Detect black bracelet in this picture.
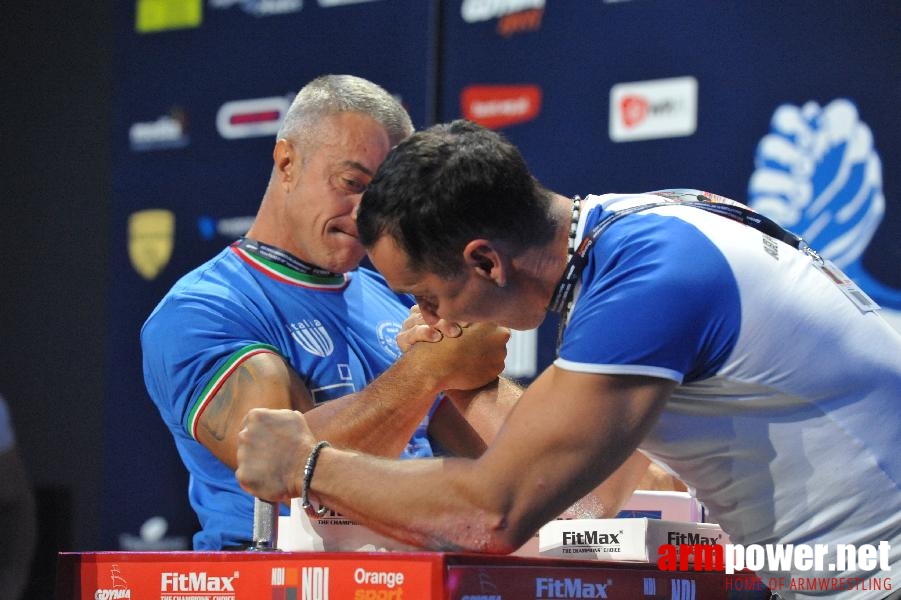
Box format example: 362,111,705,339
301,440,331,518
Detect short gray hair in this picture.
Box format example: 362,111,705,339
277,74,414,150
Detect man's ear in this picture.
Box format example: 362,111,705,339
273,138,296,188
463,240,505,286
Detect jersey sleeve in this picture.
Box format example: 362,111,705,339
555,211,740,383
141,284,282,439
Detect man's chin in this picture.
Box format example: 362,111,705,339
322,234,362,266
331,249,366,274
502,312,548,332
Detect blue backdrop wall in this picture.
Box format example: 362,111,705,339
104,0,901,549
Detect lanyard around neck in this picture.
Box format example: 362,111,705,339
234,237,343,279
549,189,818,350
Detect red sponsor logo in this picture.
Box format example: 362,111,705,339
216,96,291,139
229,109,281,125
461,85,542,129
620,95,649,128
498,8,543,36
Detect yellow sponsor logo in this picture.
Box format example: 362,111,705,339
128,209,175,280
136,0,202,33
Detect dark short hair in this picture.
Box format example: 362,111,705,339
358,119,555,276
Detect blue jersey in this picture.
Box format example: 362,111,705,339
142,243,437,549
556,193,901,596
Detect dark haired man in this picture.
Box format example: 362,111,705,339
238,120,901,598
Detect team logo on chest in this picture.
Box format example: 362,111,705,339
377,321,403,359
288,319,334,357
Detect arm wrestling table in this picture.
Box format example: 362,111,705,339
56,549,769,599
58,499,770,599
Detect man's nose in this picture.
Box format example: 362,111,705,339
417,303,440,327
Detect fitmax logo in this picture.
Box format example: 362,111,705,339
667,531,722,546
563,531,620,546
161,571,238,591
536,577,612,598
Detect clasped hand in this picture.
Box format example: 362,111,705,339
397,305,510,391
236,307,510,504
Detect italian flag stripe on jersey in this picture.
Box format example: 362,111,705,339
187,343,281,440
231,245,348,290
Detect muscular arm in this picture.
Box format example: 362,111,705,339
198,322,509,469
401,309,670,505
237,366,675,552
427,377,523,458
195,352,313,470
432,377,671,515
443,377,522,444
400,309,522,457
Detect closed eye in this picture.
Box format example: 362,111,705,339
333,160,374,195
341,177,367,194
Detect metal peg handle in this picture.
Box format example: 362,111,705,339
251,498,279,551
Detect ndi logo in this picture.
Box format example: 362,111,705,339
671,578,696,600
302,567,329,600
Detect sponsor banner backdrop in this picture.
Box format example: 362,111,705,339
104,0,435,549
106,0,901,551
441,0,901,373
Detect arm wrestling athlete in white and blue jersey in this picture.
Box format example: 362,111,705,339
237,121,901,599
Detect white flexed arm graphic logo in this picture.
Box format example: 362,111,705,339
749,98,884,268
749,98,900,316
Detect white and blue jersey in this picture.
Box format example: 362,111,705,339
142,243,438,550
556,193,901,597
